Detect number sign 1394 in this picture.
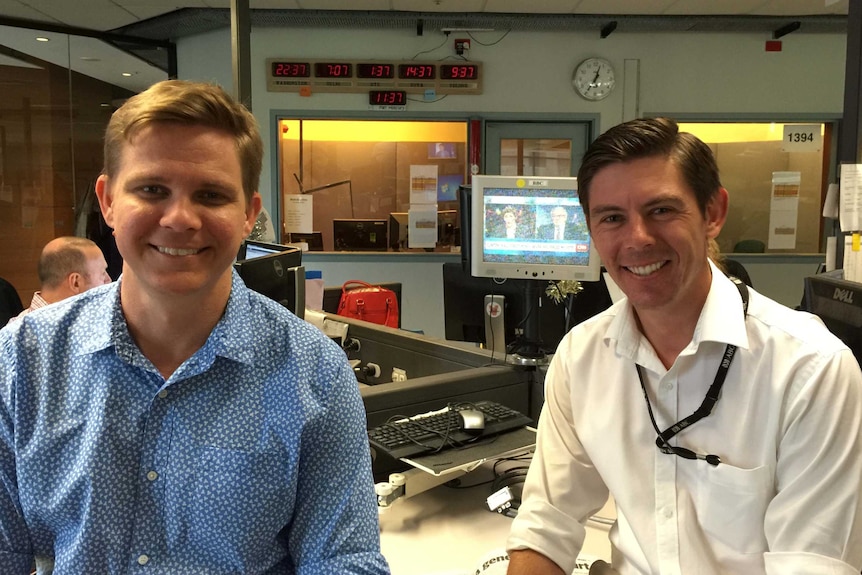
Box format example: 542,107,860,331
782,124,822,152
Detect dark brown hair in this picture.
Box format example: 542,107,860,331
577,117,721,226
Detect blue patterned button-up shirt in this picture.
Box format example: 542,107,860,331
0,272,389,574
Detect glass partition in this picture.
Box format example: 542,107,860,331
680,122,831,255
0,23,169,302
277,119,468,251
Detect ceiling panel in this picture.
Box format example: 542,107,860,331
12,0,139,30
0,24,167,91
663,0,766,16
391,0,487,13
572,0,673,16
294,0,388,9
485,0,580,15
752,0,849,16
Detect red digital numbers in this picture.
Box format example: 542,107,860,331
369,91,406,106
398,64,436,79
358,63,394,79
314,62,352,78
271,62,310,78
440,64,477,80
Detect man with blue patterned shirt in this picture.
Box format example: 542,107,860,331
0,80,390,574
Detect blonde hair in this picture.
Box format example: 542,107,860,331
102,80,262,203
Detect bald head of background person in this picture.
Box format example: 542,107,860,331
9,237,110,323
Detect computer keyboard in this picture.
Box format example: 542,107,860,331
367,400,533,460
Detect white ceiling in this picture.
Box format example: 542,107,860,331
0,0,851,31
0,0,851,93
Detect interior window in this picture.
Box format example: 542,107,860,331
679,122,830,255
277,119,468,252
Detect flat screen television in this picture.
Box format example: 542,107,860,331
470,175,601,359
234,247,306,319
333,219,388,251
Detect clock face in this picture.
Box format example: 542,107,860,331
573,58,615,101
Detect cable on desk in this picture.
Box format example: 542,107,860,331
379,403,486,455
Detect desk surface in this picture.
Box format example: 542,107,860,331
379,464,614,575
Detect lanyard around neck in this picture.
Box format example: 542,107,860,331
637,276,749,459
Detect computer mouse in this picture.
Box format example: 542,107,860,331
458,409,485,435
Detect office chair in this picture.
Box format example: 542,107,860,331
721,258,753,288
733,239,766,253
0,277,24,325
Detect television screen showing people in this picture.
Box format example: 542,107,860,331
470,175,599,282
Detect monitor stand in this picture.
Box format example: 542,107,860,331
507,280,550,366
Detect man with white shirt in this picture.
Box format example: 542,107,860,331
506,117,862,575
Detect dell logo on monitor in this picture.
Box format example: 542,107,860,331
833,287,854,304
272,259,284,277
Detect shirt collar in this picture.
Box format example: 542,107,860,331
605,259,750,366
78,270,258,369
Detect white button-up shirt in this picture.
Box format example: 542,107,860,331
508,264,862,574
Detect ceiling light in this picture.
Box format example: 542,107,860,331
121,72,133,77
80,56,100,62
35,37,50,42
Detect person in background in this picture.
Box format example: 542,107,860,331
7,236,110,324
493,206,532,239
506,117,862,574
0,79,389,574
537,206,588,241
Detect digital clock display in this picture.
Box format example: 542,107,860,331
314,62,353,78
440,64,478,80
271,62,311,78
398,64,436,79
357,63,394,79
369,90,406,106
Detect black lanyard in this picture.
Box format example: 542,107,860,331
636,277,749,467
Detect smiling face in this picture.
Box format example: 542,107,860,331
587,155,727,321
95,122,261,307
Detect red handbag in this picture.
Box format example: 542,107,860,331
336,280,399,328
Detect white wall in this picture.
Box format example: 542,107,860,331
178,27,846,216
176,26,845,336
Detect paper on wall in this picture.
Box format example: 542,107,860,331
408,204,438,248
410,165,438,205
284,194,313,234
840,164,862,232
823,183,839,219
767,171,800,250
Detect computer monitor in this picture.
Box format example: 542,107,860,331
389,210,460,251
234,248,306,319
443,262,612,356
389,212,409,251
470,175,601,358
288,231,324,251
333,219,388,251
802,270,862,365
238,239,302,261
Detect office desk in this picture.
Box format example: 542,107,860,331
379,465,614,575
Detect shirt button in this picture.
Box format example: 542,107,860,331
137,554,149,565
661,381,674,392
146,470,158,482
157,390,168,399
664,507,674,518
